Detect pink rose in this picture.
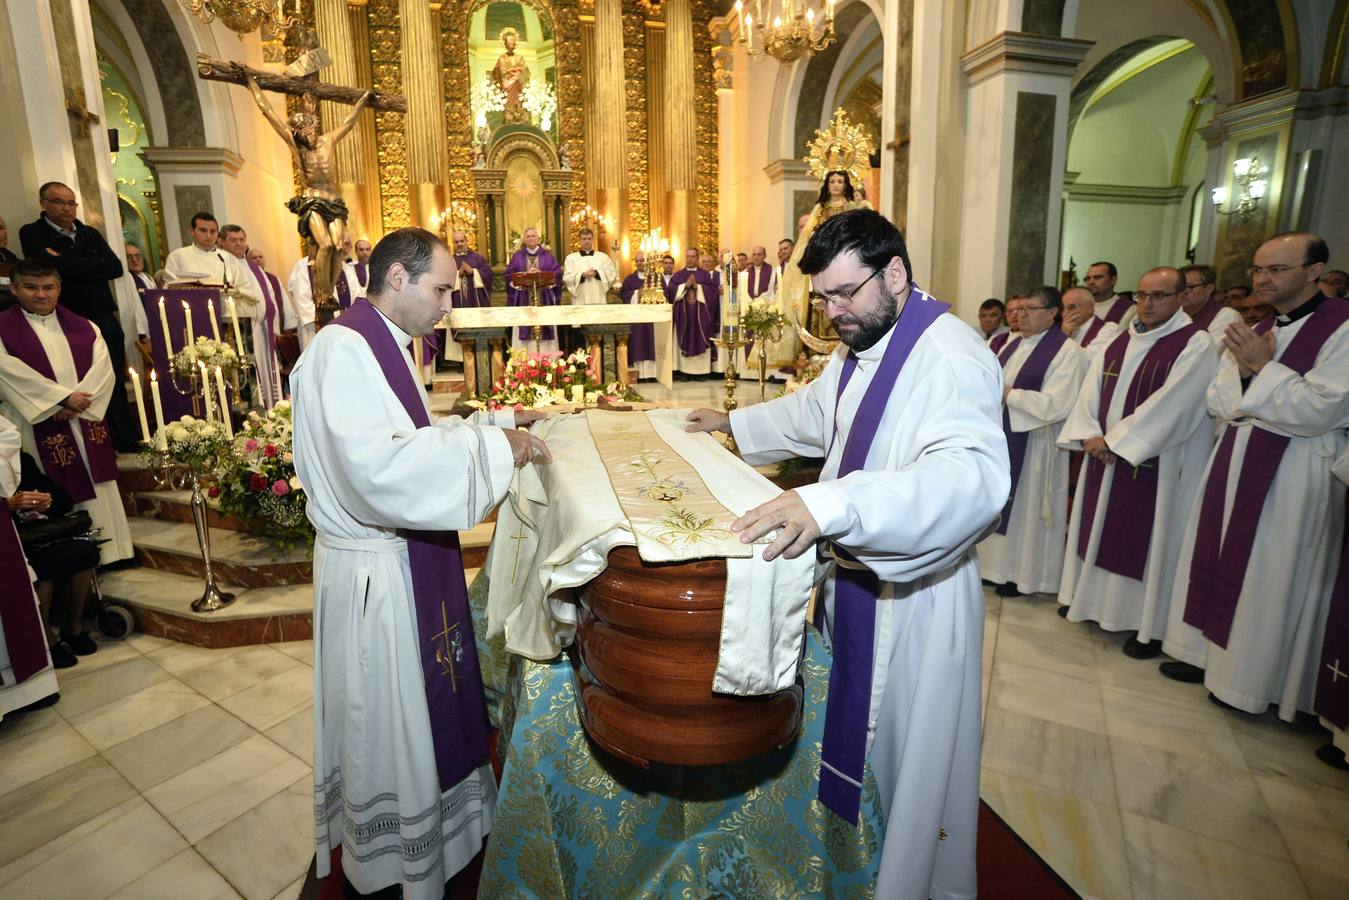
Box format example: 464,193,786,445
244,438,259,452
263,444,278,458
207,485,220,498
271,479,290,496
283,451,293,463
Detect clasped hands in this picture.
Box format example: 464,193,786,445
10,490,52,512
1082,436,1116,465
685,407,821,561
55,391,92,421
1223,322,1276,377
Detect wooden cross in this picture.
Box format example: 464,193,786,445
195,53,407,113
1130,461,1155,479
1328,658,1346,684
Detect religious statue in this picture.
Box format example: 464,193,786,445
779,109,875,340
491,27,531,124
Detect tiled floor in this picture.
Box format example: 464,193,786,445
3,589,1345,899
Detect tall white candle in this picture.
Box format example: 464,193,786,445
214,366,233,438
129,367,149,444
150,370,166,450
199,361,215,421
207,298,221,340
414,338,423,382
158,297,173,359
227,297,245,355
183,301,196,358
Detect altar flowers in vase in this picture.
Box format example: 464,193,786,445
472,348,642,412
212,400,311,550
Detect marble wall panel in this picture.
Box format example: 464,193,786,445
1005,91,1057,297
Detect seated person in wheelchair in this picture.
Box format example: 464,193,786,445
11,450,100,669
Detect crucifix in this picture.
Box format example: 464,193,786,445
1328,658,1346,684
195,30,407,319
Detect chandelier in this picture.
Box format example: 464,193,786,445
735,0,836,64
1211,156,1268,219
177,0,291,36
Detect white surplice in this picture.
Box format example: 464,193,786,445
1058,313,1216,640
1095,293,1136,327
1196,303,1243,341
562,250,617,305
286,257,319,350
1069,316,1120,362
240,260,285,409
290,309,518,898
1163,309,1349,720
163,244,260,310
0,310,133,565
0,414,59,720
731,310,1010,900
976,331,1086,595
1324,447,1349,753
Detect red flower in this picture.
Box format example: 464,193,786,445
263,444,278,458
208,485,220,498
249,473,268,491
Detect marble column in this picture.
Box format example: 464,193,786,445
400,0,448,229
664,0,697,257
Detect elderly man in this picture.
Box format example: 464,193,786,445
441,231,493,366
1162,233,1349,723
687,208,1007,900
504,227,562,355
1083,260,1135,326
978,286,1086,597
1058,267,1216,656
287,242,322,349
336,238,374,309
0,260,132,569
1321,268,1348,298
123,243,154,337
1180,264,1242,338
667,248,719,377
977,298,1007,341
619,251,657,380
1060,285,1119,356
220,225,285,409
742,245,778,301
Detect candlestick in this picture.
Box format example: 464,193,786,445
414,337,424,383
214,366,233,438
129,367,150,444
183,301,196,358
158,297,173,359
207,299,222,340
150,370,166,450
199,361,215,421
227,297,245,356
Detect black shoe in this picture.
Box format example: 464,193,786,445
1159,661,1204,683
1123,636,1162,660
1057,605,1070,618
49,643,78,669
1314,743,1349,771
994,582,1025,597
1208,692,1248,713
64,632,98,656
14,692,60,714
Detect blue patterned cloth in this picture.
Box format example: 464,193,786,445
468,571,882,898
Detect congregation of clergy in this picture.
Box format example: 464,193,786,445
1,177,1348,895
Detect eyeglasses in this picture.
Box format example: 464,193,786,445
809,267,882,309
43,198,78,207
1134,291,1177,302
1016,305,1055,311
1248,263,1309,278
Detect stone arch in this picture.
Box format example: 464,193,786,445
103,0,206,147
485,127,560,170
790,1,880,159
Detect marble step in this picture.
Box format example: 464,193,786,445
128,490,251,531
130,518,313,588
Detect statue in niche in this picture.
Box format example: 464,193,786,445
492,27,530,124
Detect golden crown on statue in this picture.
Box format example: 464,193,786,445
806,109,874,187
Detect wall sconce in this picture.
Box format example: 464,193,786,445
1212,156,1267,218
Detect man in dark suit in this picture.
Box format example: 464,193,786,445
19,182,137,451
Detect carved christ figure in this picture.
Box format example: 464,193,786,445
244,72,372,312
492,27,530,124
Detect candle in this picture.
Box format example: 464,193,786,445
183,301,196,358
150,370,166,450
214,366,233,438
227,297,245,356
199,361,215,421
413,338,423,382
158,297,174,359
129,367,150,444
207,298,221,340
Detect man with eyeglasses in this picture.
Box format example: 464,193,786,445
1057,267,1217,659
1162,233,1349,727
1178,264,1242,340
18,182,139,453
686,209,1008,900
978,286,1086,598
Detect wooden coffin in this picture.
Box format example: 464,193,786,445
573,546,803,768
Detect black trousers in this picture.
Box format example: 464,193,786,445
89,312,139,451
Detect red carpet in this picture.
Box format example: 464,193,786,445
977,799,1081,899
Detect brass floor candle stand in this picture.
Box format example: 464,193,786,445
711,326,747,453
188,468,236,613
755,324,782,403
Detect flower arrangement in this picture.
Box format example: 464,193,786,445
143,415,232,471
740,297,786,338
172,337,240,379
472,348,643,411
211,400,311,549
471,77,506,128
521,80,558,131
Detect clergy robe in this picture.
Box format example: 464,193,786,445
562,250,617,305
667,267,719,375
291,304,519,898
987,331,1015,355
505,247,561,356
732,300,1009,900
0,413,58,721
126,271,154,337
619,269,657,380
0,307,133,565
1187,298,1242,341
1316,446,1349,754
163,244,260,310
979,323,1009,342
1068,315,1120,360
1058,313,1216,640
1094,293,1136,327
336,262,369,310
976,329,1086,595
244,258,285,409
1163,295,1349,720
286,257,320,350
440,252,492,365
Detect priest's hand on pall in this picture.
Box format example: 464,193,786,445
733,490,821,561
685,408,730,434
504,428,552,467
515,410,547,427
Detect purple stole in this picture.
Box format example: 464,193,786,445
988,331,1012,355
247,261,280,356
1190,300,1223,331
1075,324,1199,578
505,249,560,341
1080,317,1105,347
818,291,950,824
620,272,655,363
668,270,718,357
0,306,117,503
994,327,1069,534
334,270,352,310
747,264,773,298
331,299,490,791
0,501,49,686
1103,297,1133,324
1316,501,1349,729
354,262,368,288
1184,298,1349,646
